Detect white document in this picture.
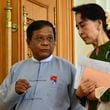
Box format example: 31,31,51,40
74,56,110,89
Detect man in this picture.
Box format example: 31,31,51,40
0,20,83,110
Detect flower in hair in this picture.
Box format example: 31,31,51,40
106,12,110,30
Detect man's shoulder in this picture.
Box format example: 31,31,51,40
53,56,73,66
52,56,76,74
12,58,32,69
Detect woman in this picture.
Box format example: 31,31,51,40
72,3,110,110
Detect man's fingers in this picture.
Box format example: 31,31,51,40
15,79,31,94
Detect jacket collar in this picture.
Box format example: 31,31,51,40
32,55,53,63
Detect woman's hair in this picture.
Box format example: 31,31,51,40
72,3,110,39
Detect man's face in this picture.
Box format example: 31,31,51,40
75,13,99,45
28,26,55,60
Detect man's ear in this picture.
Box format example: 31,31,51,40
27,39,30,45
53,41,56,45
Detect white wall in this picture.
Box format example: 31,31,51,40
73,0,110,66
96,0,110,11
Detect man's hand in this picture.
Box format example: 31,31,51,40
15,79,31,94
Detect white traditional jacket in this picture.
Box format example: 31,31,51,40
0,55,83,110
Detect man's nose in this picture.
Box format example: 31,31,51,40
41,39,50,45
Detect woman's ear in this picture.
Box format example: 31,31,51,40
96,19,103,31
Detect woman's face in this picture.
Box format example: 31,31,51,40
75,13,100,45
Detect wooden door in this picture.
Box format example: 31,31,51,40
23,0,57,58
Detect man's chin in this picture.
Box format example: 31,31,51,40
40,53,51,59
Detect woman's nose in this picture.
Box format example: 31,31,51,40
78,28,83,36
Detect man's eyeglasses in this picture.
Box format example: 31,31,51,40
32,35,55,44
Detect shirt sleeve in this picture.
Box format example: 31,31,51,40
0,67,21,110
95,87,110,102
69,65,84,110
